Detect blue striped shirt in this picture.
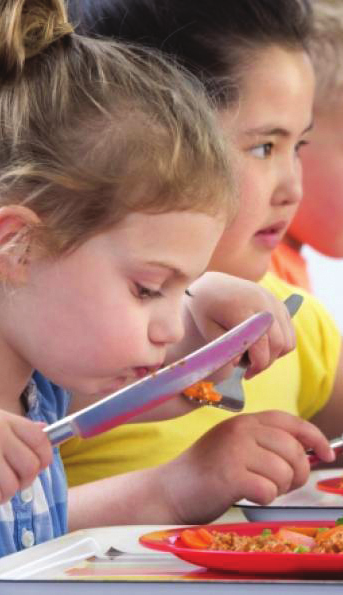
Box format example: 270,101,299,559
0,372,70,558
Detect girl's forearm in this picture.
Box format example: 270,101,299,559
67,466,177,531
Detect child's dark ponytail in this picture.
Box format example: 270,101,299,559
70,0,313,107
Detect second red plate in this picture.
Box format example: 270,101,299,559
140,521,343,575
317,477,343,496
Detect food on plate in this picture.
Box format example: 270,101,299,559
183,382,222,404
179,520,343,554
179,528,214,549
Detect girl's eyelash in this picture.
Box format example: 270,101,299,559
135,283,162,299
296,139,310,153
249,142,273,158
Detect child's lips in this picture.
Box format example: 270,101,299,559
254,221,287,249
134,364,162,379
98,376,130,396
100,365,163,395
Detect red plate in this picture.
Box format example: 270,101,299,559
317,477,343,496
139,521,343,575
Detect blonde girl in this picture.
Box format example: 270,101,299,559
0,0,332,557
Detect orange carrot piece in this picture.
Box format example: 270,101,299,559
180,529,209,549
316,525,343,543
279,527,318,538
196,528,214,545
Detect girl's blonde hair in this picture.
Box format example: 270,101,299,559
309,0,343,110
0,0,235,254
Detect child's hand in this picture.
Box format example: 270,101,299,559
183,272,297,379
0,411,53,503
159,411,334,525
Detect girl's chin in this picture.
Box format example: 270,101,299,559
97,377,132,397
241,261,270,283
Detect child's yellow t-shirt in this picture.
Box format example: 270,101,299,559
62,273,341,487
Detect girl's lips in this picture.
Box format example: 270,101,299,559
98,376,130,396
98,364,164,396
254,221,287,250
134,365,162,379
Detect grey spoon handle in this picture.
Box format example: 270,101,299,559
215,293,304,412
239,293,304,372
308,436,343,467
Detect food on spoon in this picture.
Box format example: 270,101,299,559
183,381,222,403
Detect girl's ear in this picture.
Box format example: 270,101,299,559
0,206,41,284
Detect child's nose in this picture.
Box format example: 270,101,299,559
149,308,185,346
273,159,303,206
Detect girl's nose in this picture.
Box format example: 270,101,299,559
149,307,185,346
272,158,303,206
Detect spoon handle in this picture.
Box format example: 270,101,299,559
238,293,304,370
308,436,343,467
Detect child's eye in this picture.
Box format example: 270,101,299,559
135,283,163,300
249,143,273,159
295,139,310,155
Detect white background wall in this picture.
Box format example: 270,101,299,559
304,246,343,332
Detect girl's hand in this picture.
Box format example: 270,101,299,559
181,272,297,379
159,410,334,525
0,411,53,503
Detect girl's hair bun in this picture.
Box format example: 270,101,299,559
0,0,73,76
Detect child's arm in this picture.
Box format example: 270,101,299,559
68,411,334,529
0,411,53,503
122,272,297,421
168,272,296,381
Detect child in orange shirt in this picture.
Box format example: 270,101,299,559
271,0,343,290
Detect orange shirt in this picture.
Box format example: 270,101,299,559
270,242,311,292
